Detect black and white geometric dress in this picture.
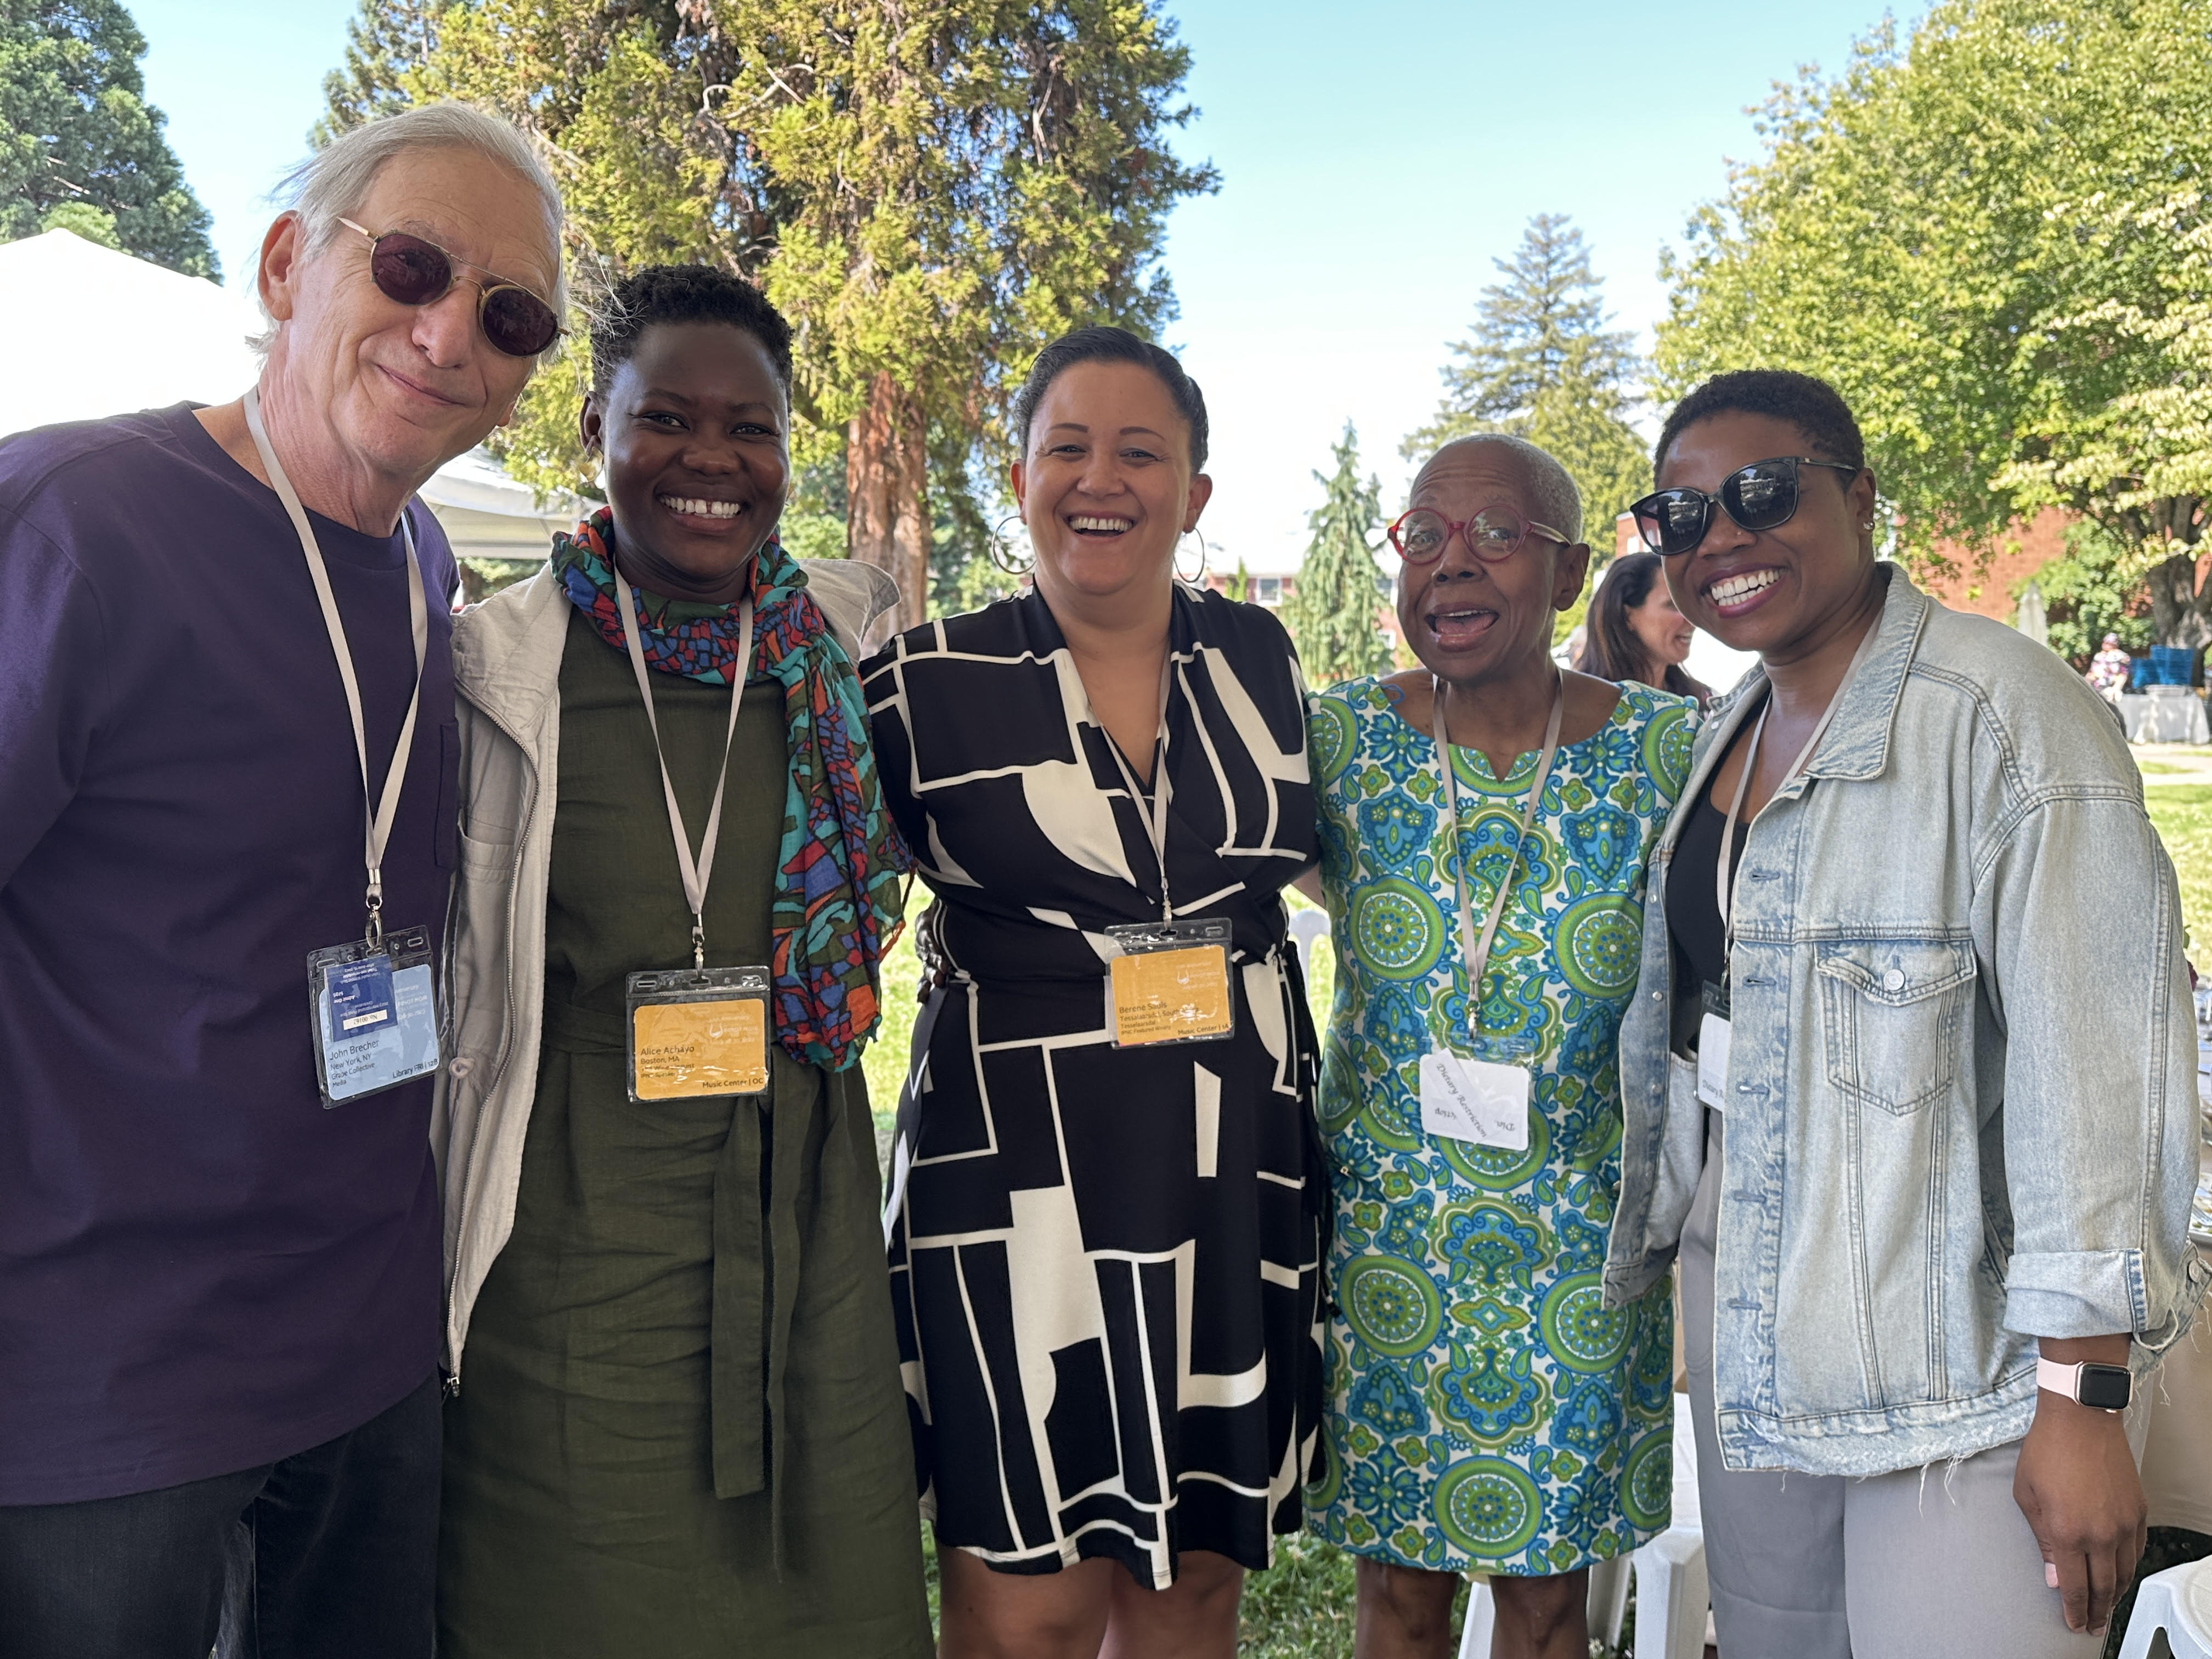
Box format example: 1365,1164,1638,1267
862,584,1324,1590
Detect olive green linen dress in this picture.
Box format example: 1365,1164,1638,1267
438,607,930,1659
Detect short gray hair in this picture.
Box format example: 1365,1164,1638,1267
1414,432,1584,546
253,102,566,356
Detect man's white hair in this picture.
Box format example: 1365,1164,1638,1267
1415,432,1585,545
252,102,566,357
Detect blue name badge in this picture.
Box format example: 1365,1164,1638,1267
308,927,441,1107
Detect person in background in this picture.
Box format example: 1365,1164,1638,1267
1305,434,1695,1658
2087,632,2133,704
0,104,563,1658
866,325,1323,1659
1574,550,1712,708
1606,369,2202,1657
434,266,927,1656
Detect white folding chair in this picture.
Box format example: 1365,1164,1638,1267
2119,1557,2212,1659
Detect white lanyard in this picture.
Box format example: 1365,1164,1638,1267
1432,674,1565,1023
244,388,426,950
1097,653,1178,922
613,573,754,969
1716,616,1883,933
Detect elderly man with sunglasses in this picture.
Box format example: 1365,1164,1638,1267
0,103,562,1659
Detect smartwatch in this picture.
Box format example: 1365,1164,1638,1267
2035,1356,2132,1412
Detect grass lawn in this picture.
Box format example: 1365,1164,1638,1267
2146,786,2212,956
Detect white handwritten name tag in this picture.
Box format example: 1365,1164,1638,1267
1697,1011,1733,1113
1418,1051,1531,1150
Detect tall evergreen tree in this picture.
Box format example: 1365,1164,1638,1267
1406,213,1647,538
1282,423,1392,688
0,0,216,275
421,0,1216,629
312,0,439,146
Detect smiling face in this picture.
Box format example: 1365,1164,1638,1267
1013,359,1210,611
1656,410,1877,659
1627,579,1696,669
582,320,791,602
261,144,557,489
1395,440,1588,688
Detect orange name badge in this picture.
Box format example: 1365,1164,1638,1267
1105,919,1237,1049
625,967,771,1101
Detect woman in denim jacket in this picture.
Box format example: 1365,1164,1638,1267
1602,369,2203,1657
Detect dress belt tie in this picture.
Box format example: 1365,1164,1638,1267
540,996,814,1573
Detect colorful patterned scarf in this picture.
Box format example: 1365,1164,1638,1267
550,507,908,1070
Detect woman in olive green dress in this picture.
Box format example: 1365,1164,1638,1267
432,267,927,1656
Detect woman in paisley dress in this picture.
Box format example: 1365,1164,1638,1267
1303,435,1695,1658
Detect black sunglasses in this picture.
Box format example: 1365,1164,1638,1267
338,217,562,358
1630,455,1861,557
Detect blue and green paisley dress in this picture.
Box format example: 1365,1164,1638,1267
1305,677,1695,1577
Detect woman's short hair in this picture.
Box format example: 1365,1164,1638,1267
258,102,567,354
1411,433,1583,548
1573,550,1711,706
1653,368,1866,480
1011,325,1209,471
588,265,794,395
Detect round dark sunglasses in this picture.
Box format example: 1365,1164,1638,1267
1386,504,1569,565
1630,455,1861,557
338,217,562,358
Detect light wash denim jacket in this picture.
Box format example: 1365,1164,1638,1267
1603,568,2206,1476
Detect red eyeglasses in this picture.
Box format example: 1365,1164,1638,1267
1386,505,1570,565
337,217,562,358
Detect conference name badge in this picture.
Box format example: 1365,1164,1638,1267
1105,918,1235,1049
1697,980,1731,1113
1418,1033,1534,1151
307,927,440,1107
625,966,771,1102
1697,1013,1733,1113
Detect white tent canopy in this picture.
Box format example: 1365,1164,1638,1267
0,228,575,561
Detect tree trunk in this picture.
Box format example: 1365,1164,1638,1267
846,371,929,635
2146,550,2212,650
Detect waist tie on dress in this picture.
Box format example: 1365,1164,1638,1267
540,994,816,1574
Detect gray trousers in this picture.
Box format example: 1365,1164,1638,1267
1681,1118,2128,1659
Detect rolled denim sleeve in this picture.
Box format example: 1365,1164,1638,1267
1982,786,2203,1346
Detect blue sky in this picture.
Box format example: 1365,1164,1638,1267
131,0,1917,566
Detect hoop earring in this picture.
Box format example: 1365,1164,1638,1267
988,514,1034,576
1176,528,1210,584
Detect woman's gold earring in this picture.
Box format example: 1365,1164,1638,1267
1176,528,1210,584
988,514,1034,576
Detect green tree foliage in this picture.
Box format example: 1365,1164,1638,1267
1655,0,2212,643
1,0,215,275
1282,423,1392,689
1405,213,1649,535
39,194,115,245
2030,520,2154,669
417,0,1214,629
312,0,439,146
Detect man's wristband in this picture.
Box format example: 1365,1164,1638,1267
2035,1356,2132,1412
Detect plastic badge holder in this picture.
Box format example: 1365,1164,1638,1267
1418,1024,1538,1150
307,925,440,1108
625,966,771,1102
1105,917,1237,1049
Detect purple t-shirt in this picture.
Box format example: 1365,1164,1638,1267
0,404,458,1504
